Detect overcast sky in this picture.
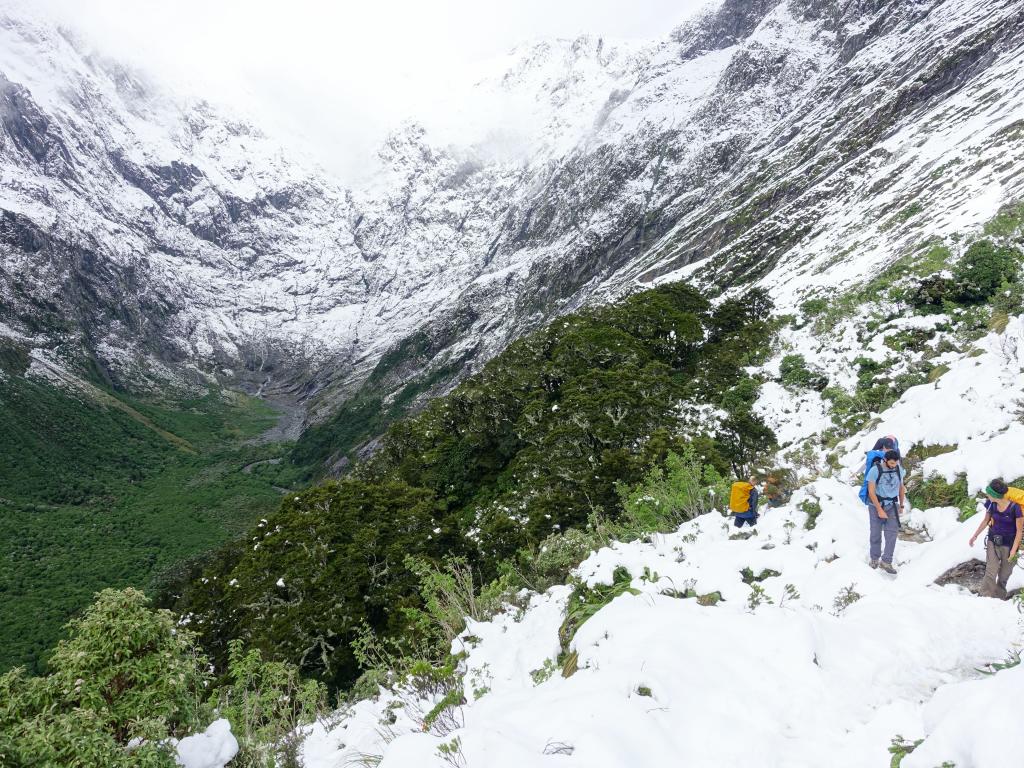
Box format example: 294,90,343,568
13,0,712,177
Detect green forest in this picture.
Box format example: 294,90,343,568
0,363,300,674
160,281,780,691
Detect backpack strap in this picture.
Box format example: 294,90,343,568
874,464,901,502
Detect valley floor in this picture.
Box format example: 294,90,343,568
0,376,302,673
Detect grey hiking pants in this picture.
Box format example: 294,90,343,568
980,539,1013,599
868,501,899,564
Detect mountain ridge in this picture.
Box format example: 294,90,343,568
2,0,1023,441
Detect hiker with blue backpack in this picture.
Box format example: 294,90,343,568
859,442,906,574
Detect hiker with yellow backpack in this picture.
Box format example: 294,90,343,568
729,477,761,528
968,479,1024,599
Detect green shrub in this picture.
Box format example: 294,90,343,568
0,588,210,767
530,659,559,685
558,568,638,658
746,584,773,611
832,584,862,615
779,354,829,391
403,556,512,650
911,473,974,519
616,446,730,533
740,567,781,584
906,274,958,309
503,527,606,594
216,640,327,768
436,736,465,768
799,297,829,317
170,478,450,691
953,240,1020,303
990,277,1024,320
889,736,923,767
800,498,823,530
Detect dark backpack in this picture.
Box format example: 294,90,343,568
871,436,900,453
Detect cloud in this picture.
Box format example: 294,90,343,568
4,0,712,180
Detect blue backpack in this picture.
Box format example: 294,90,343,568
858,449,899,505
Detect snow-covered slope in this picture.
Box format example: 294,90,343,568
3,0,1023,414
291,308,1024,768
298,498,1023,766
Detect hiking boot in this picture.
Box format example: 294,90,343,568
869,559,879,569
879,561,897,575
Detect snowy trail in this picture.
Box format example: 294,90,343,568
301,480,1024,768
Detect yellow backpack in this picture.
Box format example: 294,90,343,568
729,481,754,514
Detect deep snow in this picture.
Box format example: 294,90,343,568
295,480,1022,767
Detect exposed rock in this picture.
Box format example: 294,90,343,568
934,559,987,593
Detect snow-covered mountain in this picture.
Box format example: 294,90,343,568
2,0,1023,413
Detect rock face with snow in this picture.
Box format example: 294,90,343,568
2,0,1024,414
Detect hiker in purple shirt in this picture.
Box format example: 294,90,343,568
968,478,1024,599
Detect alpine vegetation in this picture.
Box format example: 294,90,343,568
161,282,778,691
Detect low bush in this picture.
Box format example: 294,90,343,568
740,567,781,584
616,445,731,533
217,640,328,768
905,274,958,309
0,588,210,767
502,527,606,595
832,584,862,615
558,568,638,662
402,555,515,652
0,588,328,768
889,736,923,767
779,354,829,391
911,472,975,519
952,240,1020,303
800,498,823,530
799,297,829,317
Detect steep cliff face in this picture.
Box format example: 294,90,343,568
2,0,1022,415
